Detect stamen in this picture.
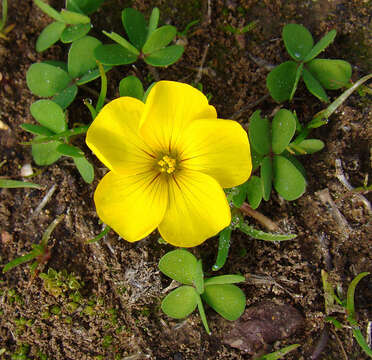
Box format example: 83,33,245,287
158,155,177,174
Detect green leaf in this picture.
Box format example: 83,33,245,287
44,60,68,71
161,286,197,319
142,25,177,54
121,8,147,50
56,144,84,157
239,221,297,241
303,67,329,102
352,328,372,358
36,21,66,52
261,156,272,201
0,179,42,189
304,29,337,62
266,61,297,103
158,249,197,285
202,284,246,321
271,109,296,154
73,156,94,183
258,344,301,360
346,272,370,319
147,7,160,38
76,65,112,85
119,75,144,100
60,23,91,43
251,148,264,171
307,59,352,90
194,260,204,295
102,30,140,55
248,110,271,155
32,137,63,166
52,84,78,109
34,0,64,22
144,45,184,67
294,139,325,154
282,153,306,178
246,176,263,209
326,316,343,329
273,154,306,200
87,225,110,244
212,226,232,271
20,124,54,136
60,9,90,24
282,23,313,61
289,62,303,101
2,252,38,273
26,62,72,97
67,36,101,78
94,44,138,66
205,275,245,286
231,182,248,208
30,100,66,134
66,0,104,15
196,294,211,334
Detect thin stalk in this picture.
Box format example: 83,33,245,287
0,0,7,30
95,62,107,115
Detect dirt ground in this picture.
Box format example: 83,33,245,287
0,0,371,359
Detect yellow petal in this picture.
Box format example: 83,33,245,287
86,97,155,174
94,170,168,242
158,170,231,247
179,119,252,188
140,81,217,153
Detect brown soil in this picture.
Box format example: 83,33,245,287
0,0,371,359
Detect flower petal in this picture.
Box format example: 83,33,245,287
158,170,231,247
94,170,168,242
86,97,155,174
180,119,252,188
140,81,217,153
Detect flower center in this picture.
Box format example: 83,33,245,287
157,155,177,174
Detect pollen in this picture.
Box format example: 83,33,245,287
158,155,177,174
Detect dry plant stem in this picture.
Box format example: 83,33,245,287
317,232,333,271
246,273,298,297
161,280,179,294
194,44,210,83
202,0,212,25
310,324,330,360
331,328,348,360
240,202,279,231
316,188,351,242
367,321,372,349
231,93,270,120
247,52,275,71
335,159,371,213
30,184,56,220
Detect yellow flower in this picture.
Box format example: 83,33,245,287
86,81,252,247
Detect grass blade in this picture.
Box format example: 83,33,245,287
3,252,38,273
0,179,41,189
212,226,232,271
239,222,297,242
258,344,300,359
40,214,64,247
346,272,370,319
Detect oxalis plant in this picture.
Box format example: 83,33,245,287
23,1,184,183
10,1,370,350
159,249,246,335
267,24,352,103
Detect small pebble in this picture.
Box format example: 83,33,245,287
20,163,33,177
